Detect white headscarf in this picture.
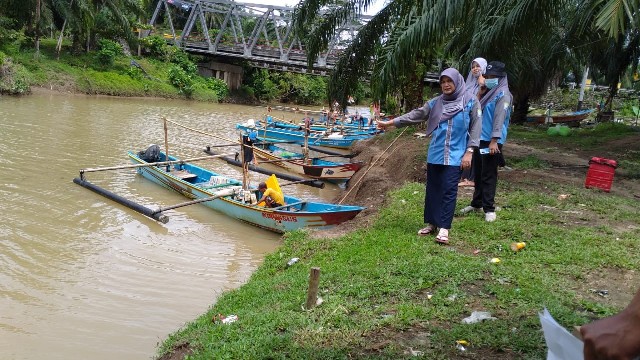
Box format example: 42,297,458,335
465,57,487,96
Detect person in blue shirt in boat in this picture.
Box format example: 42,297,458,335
254,182,284,208
377,68,481,244
459,61,512,222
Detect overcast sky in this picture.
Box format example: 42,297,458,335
235,0,385,16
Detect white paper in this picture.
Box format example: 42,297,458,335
539,308,584,360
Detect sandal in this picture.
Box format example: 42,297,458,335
417,225,437,236
435,229,449,244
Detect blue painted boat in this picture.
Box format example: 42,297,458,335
237,123,364,149
270,120,380,136
253,142,364,182
128,150,364,233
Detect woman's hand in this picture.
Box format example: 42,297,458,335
489,139,500,155
477,75,485,87
461,152,472,169
377,120,393,130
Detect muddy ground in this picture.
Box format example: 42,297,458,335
317,129,640,239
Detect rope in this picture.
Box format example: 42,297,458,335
338,128,408,204
164,118,237,144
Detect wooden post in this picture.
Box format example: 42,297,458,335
305,267,321,310
163,117,170,171
240,134,247,189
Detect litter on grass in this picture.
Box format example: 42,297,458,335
461,311,497,324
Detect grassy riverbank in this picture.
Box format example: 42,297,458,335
0,38,228,101
156,124,640,359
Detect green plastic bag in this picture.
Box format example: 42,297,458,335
547,125,559,136
557,125,571,136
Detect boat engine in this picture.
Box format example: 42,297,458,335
138,144,161,162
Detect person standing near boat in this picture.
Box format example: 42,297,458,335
377,68,481,244
460,61,512,222
240,130,258,188
459,57,487,188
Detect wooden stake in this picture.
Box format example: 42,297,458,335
305,267,321,310
240,134,247,190
163,117,170,171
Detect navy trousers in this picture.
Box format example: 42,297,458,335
425,163,462,229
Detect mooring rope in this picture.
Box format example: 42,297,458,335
164,118,237,144
338,128,408,204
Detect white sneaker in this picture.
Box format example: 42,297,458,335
485,212,497,222
460,206,481,215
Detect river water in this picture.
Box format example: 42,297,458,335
0,91,342,359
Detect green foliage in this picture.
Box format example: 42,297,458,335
126,66,143,80
96,39,123,67
0,16,19,46
204,77,229,99
0,55,30,94
243,68,327,105
168,64,194,96
167,48,197,74
139,35,168,57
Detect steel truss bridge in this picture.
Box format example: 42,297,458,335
148,0,371,74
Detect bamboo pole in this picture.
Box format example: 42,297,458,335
338,128,407,204
152,188,237,214
305,267,321,310
240,134,247,190
163,117,170,171
80,153,235,174
164,118,239,145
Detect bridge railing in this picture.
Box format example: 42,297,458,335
148,0,368,72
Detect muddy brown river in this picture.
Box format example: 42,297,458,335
0,91,343,359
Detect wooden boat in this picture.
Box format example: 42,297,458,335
127,150,364,233
526,109,593,126
252,142,364,182
236,123,365,149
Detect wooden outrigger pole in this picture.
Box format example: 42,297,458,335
73,153,234,223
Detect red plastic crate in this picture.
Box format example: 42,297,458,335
585,157,618,192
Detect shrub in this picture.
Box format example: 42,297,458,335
205,77,228,99
140,35,168,57
96,39,123,67
168,64,193,96
0,57,31,95
126,66,144,80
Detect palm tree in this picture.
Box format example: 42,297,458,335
293,0,572,120
570,0,640,113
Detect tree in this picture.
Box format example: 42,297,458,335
293,0,571,120
571,0,640,113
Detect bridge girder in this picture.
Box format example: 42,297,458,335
148,0,370,73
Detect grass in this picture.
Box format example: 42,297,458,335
156,161,640,358
509,123,640,178
1,38,221,100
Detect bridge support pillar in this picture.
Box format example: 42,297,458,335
197,61,243,90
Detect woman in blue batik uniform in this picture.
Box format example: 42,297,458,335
377,68,481,244
459,61,512,223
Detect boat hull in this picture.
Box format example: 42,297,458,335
253,144,363,182
237,124,362,149
526,110,593,126
128,151,363,233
